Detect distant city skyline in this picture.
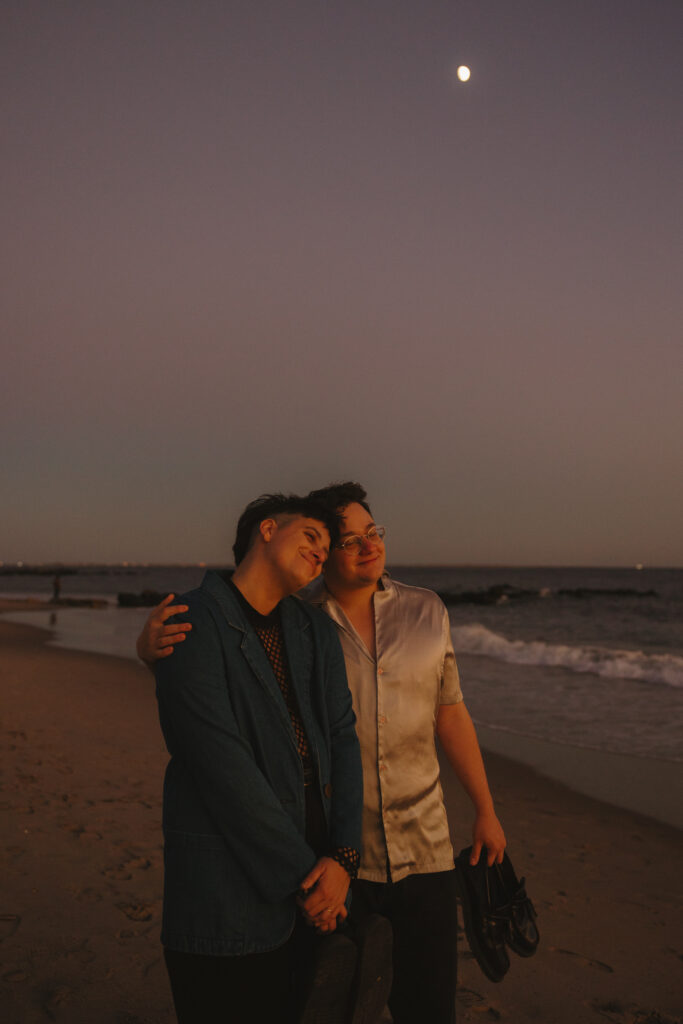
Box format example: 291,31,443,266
3,1,682,567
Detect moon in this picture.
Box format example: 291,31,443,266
456,65,471,82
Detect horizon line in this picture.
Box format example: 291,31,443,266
1,561,681,571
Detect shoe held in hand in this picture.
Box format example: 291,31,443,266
455,846,539,982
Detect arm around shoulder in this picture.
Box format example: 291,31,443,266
137,593,192,667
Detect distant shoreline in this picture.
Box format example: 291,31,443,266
0,597,108,612
2,562,682,572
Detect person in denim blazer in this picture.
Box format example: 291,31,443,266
154,493,363,1023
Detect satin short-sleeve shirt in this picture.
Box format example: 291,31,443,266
306,574,463,882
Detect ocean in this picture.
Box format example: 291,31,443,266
3,564,682,827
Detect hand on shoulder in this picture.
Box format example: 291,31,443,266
136,593,192,666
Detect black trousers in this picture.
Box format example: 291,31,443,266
351,869,459,1024
164,782,328,1024
164,942,295,1024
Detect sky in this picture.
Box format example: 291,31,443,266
2,0,682,567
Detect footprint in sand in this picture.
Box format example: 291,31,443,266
592,998,626,1020
68,885,103,903
117,902,156,922
593,1002,683,1024
142,956,164,977
550,946,614,972
0,913,21,940
64,941,96,965
541,889,570,911
3,968,29,982
10,803,35,815
631,1012,682,1024
569,842,596,862
3,846,26,862
102,865,133,881
62,823,103,840
127,856,153,870
457,987,485,1007
102,856,154,881
43,985,72,1018
456,986,502,1019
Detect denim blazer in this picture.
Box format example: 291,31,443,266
155,571,363,956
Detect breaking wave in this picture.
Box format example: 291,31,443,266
451,623,683,689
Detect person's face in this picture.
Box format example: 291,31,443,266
262,515,330,592
323,502,386,592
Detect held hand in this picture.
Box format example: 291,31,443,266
306,904,348,934
470,810,506,866
136,594,192,666
297,857,350,931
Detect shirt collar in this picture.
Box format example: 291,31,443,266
302,571,393,611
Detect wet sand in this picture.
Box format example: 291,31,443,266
1,620,681,1024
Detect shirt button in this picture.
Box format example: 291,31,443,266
378,667,384,675
379,716,386,725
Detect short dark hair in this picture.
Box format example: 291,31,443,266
306,481,373,517
232,492,339,565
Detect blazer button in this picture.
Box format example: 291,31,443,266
323,783,332,799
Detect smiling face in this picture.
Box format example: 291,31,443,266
323,501,386,593
262,514,330,593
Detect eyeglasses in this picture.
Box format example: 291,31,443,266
336,526,387,554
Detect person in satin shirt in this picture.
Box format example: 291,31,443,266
139,483,506,1024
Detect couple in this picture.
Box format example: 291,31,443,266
139,482,506,1024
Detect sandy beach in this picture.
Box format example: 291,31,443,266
1,619,681,1024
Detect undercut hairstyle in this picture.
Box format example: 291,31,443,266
232,492,340,565
306,481,373,518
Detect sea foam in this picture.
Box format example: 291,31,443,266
452,623,683,689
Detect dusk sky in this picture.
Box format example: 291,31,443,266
3,1,681,567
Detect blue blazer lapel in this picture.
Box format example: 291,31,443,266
279,599,315,740
239,629,297,736
201,571,295,736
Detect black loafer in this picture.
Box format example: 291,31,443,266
454,847,511,983
493,855,539,958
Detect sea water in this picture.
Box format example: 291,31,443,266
397,566,683,764
3,565,682,825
